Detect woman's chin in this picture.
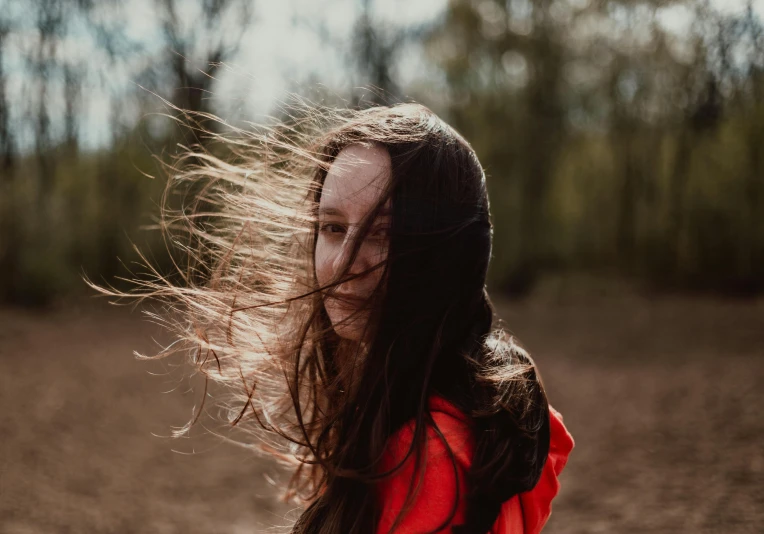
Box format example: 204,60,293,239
333,325,362,341
327,307,370,342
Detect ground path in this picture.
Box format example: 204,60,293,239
1,291,762,533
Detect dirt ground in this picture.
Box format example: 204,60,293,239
1,290,762,533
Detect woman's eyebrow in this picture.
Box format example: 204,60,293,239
318,207,344,217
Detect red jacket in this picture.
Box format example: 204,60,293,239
377,396,575,533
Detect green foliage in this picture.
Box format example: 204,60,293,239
1,0,763,304
0,127,173,305
421,0,764,296
542,105,764,293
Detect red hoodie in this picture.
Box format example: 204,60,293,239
377,396,574,533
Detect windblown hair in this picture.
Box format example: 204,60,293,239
98,101,550,533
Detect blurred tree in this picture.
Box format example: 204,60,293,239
157,0,253,129
426,0,567,295
350,0,402,104
31,0,63,204
151,0,255,287
1,0,764,305
425,0,764,295
345,0,437,106
0,19,13,171
0,13,17,303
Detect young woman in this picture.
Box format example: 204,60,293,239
107,102,573,533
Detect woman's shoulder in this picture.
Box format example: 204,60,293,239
377,395,474,531
427,395,475,466
379,396,575,533
384,395,475,468
386,396,574,473
494,405,575,534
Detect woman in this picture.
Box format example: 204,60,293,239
103,102,573,533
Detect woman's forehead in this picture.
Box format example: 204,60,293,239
320,144,392,220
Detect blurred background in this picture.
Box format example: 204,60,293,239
1,0,762,532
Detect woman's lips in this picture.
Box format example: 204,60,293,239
332,292,367,307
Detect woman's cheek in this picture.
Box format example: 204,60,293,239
364,241,388,286
314,235,333,287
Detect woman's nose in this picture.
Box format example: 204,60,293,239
333,232,367,276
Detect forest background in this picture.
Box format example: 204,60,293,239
2,0,763,304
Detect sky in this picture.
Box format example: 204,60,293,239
3,0,448,150
4,0,763,151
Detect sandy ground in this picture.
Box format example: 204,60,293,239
1,291,762,533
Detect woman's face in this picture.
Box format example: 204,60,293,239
315,143,392,342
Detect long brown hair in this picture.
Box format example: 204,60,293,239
94,101,550,533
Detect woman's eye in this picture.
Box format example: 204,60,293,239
319,223,389,240
320,223,345,234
